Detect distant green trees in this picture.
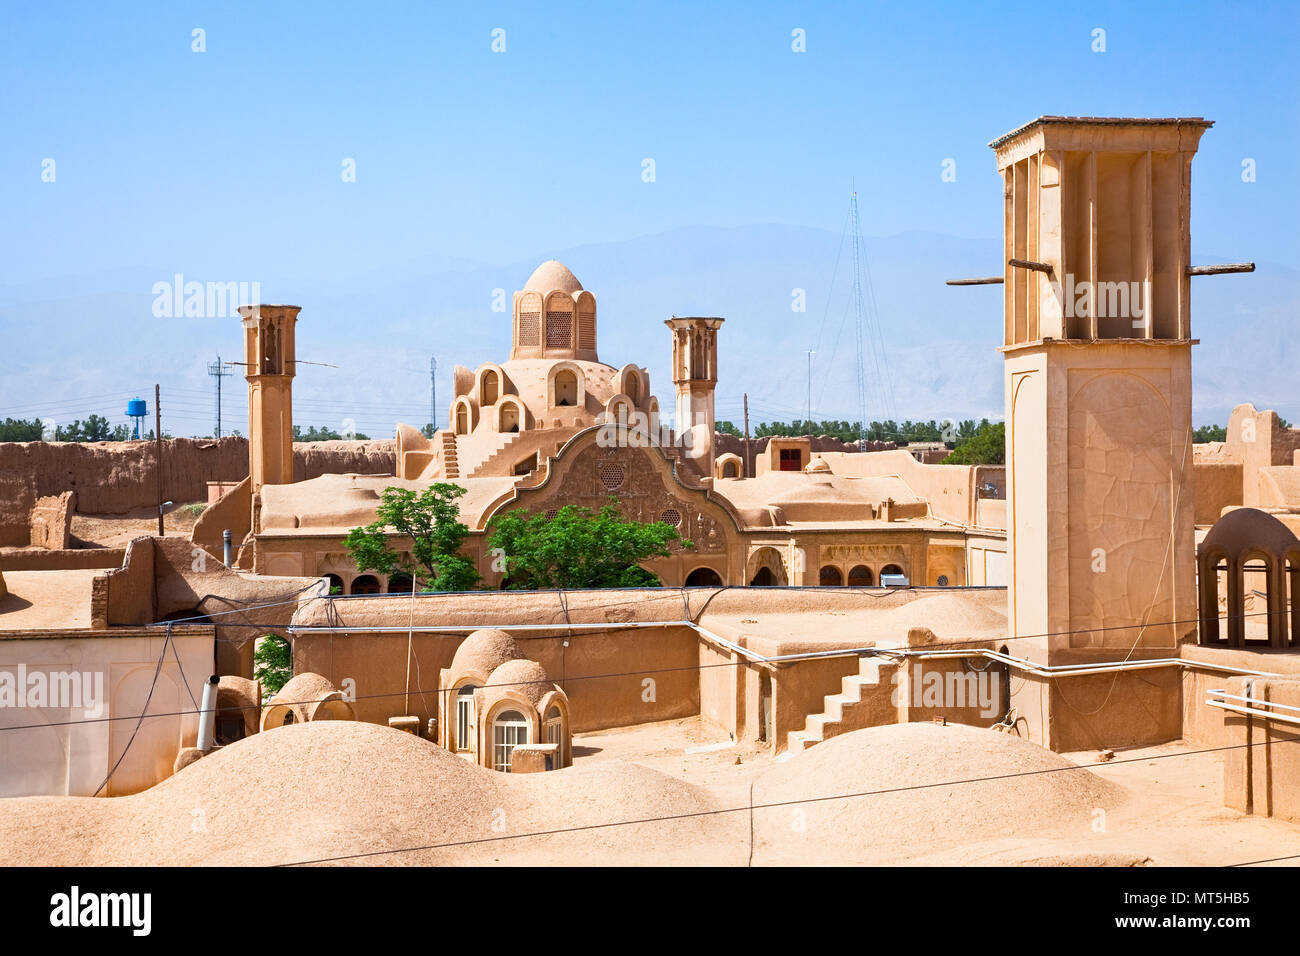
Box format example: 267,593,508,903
0,417,44,441
293,424,371,441
749,418,988,446
253,635,293,696
942,421,1005,465
57,415,130,442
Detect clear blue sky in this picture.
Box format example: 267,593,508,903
2,0,1296,286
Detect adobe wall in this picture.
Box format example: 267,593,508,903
0,548,124,572
0,628,213,797
289,622,701,735
815,449,1006,528
713,432,896,477
0,437,396,543
1221,675,1300,823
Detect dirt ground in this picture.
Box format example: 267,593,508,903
69,506,204,548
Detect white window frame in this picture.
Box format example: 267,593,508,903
493,710,530,772
456,685,476,752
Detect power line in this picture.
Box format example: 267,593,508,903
273,731,1300,867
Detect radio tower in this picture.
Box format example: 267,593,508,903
429,355,437,434
848,191,893,444
207,355,232,438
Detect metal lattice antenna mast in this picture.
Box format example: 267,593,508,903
429,355,437,432
207,354,232,438
849,193,870,445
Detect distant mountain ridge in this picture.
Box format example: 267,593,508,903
0,223,1294,438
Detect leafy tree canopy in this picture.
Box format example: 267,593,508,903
0,417,44,442
253,635,292,696
294,424,371,441
942,420,1005,465
487,499,688,590
344,483,480,592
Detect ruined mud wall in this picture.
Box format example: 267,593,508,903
0,438,395,545
712,433,896,476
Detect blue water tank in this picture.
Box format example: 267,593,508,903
126,398,147,418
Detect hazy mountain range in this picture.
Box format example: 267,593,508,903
1,224,1295,438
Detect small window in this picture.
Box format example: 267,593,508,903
819,565,843,587
456,685,477,752
493,710,530,772
778,448,802,472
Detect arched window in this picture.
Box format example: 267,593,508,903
819,565,843,587
350,575,380,595
751,567,776,587
722,460,739,478
626,374,641,406
555,370,578,407
493,710,529,772
324,573,344,596
481,370,499,405
684,567,723,587
456,685,477,752
455,403,469,435
388,572,413,594
545,705,564,749
880,564,905,586
848,565,873,587
500,403,520,433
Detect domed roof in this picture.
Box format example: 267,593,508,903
450,628,523,677
486,658,552,707
524,260,583,294
1201,507,1300,557
805,457,831,474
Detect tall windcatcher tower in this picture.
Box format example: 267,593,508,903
994,117,1211,658
666,316,724,475
239,304,301,493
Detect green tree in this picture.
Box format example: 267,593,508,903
55,415,129,442
1193,423,1228,443
293,424,370,441
942,420,1005,465
0,417,44,441
420,423,436,438
344,484,480,591
253,635,293,695
715,420,743,438
487,499,688,589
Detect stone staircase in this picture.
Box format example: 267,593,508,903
466,432,524,478
786,656,901,753
440,432,460,478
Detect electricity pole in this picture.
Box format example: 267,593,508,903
743,392,751,479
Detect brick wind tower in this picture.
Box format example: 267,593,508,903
953,117,1252,749
666,316,724,476
239,304,301,495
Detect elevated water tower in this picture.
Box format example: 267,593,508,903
126,396,148,439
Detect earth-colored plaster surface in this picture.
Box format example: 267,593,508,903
2,719,1290,866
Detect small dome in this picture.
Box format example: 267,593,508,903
450,628,523,677
805,457,831,474
1201,507,1300,557
487,658,552,707
524,260,583,294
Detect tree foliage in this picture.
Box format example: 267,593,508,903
942,420,1005,465
253,635,292,696
53,415,130,442
487,499,688,590
1193,423,1228,443
293,424,370,441
752,418,986,446
344,484,480,591
0,417,44,441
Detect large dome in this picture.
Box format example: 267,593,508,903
524,260,583,294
